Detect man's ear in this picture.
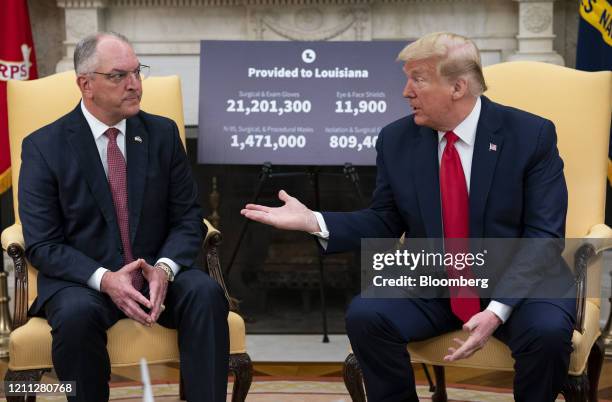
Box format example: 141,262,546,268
76,75,92,99
451,77,469,100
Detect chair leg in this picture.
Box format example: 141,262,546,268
4,368,48,402
179,371,186,401
229,352,253,402
342,353,366,402
431,365,448,402
421,363,435,391
561,373,589,402
587,336,604,402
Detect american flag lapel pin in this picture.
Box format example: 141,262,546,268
134,136,143,143
488,142,497,152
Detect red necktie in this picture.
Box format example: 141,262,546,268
440,131,480,322
105,128,144,291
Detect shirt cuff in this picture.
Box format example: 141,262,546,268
87,267,109,291
156,258,181,276
311,211,329,250
486,301,513,323
311,212,329,238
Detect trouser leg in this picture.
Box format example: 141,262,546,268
494,301,574,402
158,269,230,402
345,295,461,402
45,286,122,402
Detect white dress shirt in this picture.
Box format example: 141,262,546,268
80,101,180,291
312,98,512,323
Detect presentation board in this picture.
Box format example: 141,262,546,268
198,40,410,166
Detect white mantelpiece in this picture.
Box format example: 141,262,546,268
56,1,109,72
56,0,563,126
507,0,564,64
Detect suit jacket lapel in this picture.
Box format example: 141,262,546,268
413,125,443,238
125,115,149,244
469,96,503,238
65,105,122,245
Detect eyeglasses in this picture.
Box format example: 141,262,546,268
90,64,150,83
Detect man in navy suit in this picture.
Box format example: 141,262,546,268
242,32,574,401
19,32,229,402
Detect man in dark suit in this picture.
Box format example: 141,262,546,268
242,32,574,401
18,32,229,402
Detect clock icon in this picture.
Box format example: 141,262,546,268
302,49,316,64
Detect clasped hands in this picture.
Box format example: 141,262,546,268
100,258,168,327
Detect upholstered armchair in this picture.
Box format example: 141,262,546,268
0,71,252,401
343,61,612,402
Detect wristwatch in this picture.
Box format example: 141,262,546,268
155,262,175,282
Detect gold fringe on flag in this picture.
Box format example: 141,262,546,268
0,168,11,195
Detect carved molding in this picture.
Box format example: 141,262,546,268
522,3,552,33
260,9,355,40
295,8,324,31
249,6,370,40
65,10,104,42
107,0,478,7
56,0,525,119
509,0,562,64
58,0,108,8
54,0,488,8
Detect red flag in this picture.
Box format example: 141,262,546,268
0,0,38,194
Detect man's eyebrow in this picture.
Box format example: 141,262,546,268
110,66,139,72
405,67,425,76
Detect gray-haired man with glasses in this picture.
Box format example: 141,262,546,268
90,63,151,83
18,32,229,402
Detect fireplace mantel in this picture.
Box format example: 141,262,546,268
55,0,563,126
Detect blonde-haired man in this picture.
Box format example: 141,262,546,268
243,32,574,401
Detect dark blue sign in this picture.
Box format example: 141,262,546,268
198,40,409,165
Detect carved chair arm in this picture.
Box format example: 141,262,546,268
202,219,237,311
573,224,612,333
0,219,239,332
1,224,30,330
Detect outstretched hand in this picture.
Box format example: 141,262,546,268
241,190,320,233
443,310,502,362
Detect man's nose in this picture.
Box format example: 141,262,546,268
125,73,140,89
403,81,415,99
